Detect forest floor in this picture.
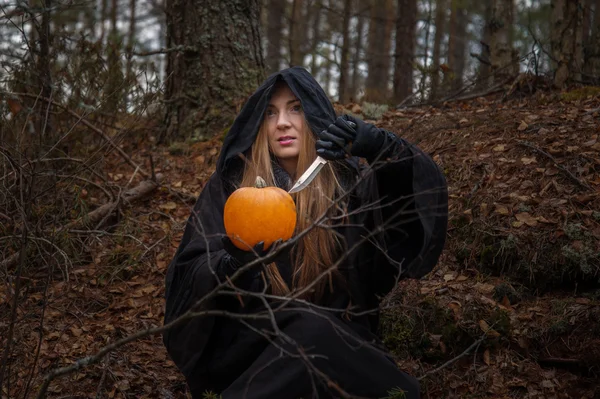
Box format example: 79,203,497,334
2,83,600,398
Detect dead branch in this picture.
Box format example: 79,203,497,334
516,140,593,191
1,176,162,273
2,91,150,179
417,334,487,381
64,176,162,230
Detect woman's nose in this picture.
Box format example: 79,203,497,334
277,113,291,129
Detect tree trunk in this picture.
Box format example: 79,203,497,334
36,0,53,138
161,0,265,143
350,0,366,101
446,0,467,92
583,0,600,83
266,0,285,74
365,0,394,103
289,0,307,67
125,0,137,92
477,1,493,88
393,0,417,104
429,0,445,100
338,0,352,104
100,0,108,43
490,0,518,84
309,0,322,76
105,0,123,115
551,0,583,88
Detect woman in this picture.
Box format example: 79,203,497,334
163,67,448,399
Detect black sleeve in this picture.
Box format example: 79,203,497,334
162,175,255,383
365,130,449,297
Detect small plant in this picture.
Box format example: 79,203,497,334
381,387,407,399
362,102,389,120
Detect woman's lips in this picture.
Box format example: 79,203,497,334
278,137,295,146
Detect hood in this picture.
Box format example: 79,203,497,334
217,66,338,178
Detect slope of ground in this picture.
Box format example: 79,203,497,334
1,86,599,398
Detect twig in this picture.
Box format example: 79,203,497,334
417,334,487,381
1,91,150,179
517,140,593,191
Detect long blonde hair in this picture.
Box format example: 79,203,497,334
239,117,345,302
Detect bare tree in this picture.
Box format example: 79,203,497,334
289,0,308,67
365,0,394,103
266,0,285,73
309,0,323,76
583,0,600,83
430,0,446,100
445,0,467,92
551,0,584,88
161,0,265,143
338,0,353,103
350,0,366,101
490,0,518,84
393,0,418,104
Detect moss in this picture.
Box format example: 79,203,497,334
493,283,522,304
362,102,389,120
560,86,600,102
168,141,191,156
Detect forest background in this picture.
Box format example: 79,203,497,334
1,0,600,398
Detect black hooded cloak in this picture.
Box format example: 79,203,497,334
163,67,448,399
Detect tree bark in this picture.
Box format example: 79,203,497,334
393,0,417,104
266,0,285,74
36,0,53,138
289,0,307,67
161,0,265,143
429,0,445,100
338,0,352,104
365,0,394,103
125,0,137,87
445,0,467,92
477,1,493,88
490,0,518,84
583,0,600,83
309,0,323,76
350,0,366,101
551,0,583,88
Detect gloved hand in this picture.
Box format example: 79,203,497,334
316,114,386,162
220,236,291,283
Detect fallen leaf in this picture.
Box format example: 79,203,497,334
483,349,491,365
515,212,538,227
521,157,537,165
493,144,506,152
474,282,495,294
160,202,177,210
494,205,510,215
518,121,528,131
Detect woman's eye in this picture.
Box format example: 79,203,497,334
265,109,276,117
291,105,301,112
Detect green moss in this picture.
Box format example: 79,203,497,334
168,141,191,156
560,86,600,102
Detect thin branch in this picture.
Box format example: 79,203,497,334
417,334,487,381
517,140,593,191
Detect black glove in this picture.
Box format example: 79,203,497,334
219,236,291,285
316,114,386,162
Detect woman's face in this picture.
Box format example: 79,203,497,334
264,84,305,173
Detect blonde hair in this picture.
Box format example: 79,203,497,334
239,116,345,302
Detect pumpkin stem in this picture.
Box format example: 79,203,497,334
255,176,267,188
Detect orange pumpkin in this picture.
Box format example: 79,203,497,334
224,176,297,251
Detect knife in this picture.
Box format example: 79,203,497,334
288,120,356,194
288,155,328,193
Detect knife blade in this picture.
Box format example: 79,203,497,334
288,156,328,193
